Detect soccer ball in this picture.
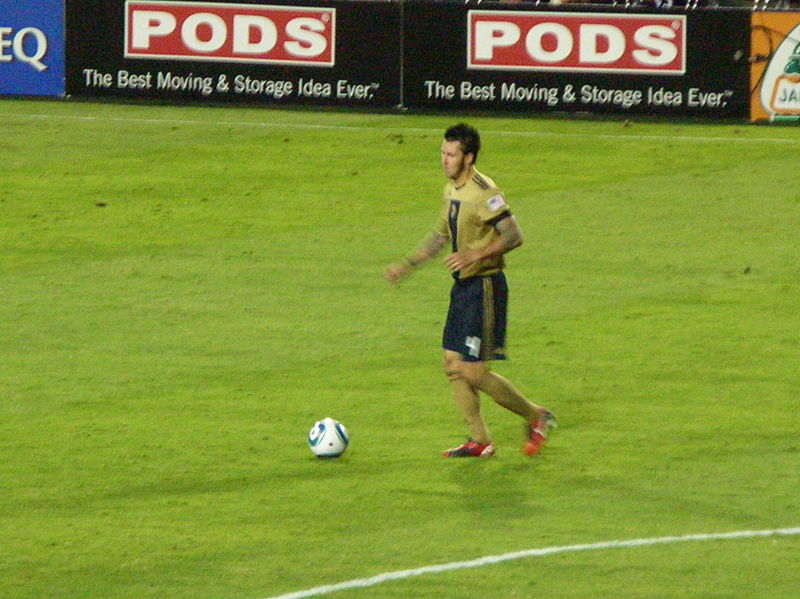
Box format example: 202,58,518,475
308,417,349,458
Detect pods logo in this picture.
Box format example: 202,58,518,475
468,11,686,74
125,1,336,66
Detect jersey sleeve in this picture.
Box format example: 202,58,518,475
476,190,511,224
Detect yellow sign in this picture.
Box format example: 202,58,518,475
751,12,800,121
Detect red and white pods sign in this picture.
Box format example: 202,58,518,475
468,11,685,75
125,1,335,66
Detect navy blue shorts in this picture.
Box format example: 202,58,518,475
442,272,508,362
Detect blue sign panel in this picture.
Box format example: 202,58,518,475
0,0,65,96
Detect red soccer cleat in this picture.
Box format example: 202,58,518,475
443,439,496,458
524,409,556,456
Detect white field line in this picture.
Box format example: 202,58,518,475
264,527,800,599
6,111,800,145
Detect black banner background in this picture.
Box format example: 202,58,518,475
65,0,752,118
65,0,402,107
403,1,751,118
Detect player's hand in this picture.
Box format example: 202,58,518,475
444,250,481,272
385,262,411,285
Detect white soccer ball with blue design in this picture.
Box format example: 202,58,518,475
308,417,349,458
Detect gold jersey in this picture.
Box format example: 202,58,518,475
435,168,511,279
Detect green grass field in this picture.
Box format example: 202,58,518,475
2,99,799,599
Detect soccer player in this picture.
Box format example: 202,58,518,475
385,123,555,458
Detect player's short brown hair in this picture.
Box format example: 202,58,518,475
444,123,481,162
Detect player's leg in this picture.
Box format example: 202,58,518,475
479,371,539,420
444,350,491,445
475,368,555,455
441,279,494,456
459,360,553,455
466,272,555,454
457,359,545,421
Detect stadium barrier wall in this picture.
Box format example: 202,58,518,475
9,0,798,121
0,0,65,97
403,1,750,118
65,0,402,108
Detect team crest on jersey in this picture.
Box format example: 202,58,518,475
487,194,507,211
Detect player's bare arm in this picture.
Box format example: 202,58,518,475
444,215,523,272
385,231,448,284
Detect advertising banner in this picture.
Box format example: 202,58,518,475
403,1,751,118
0,0,65,96
750,11,800,121
66,0,401,107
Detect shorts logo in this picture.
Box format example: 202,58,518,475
465,336,482,358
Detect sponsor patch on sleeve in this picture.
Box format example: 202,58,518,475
487,194,507,212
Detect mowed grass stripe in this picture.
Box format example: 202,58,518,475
265,527,800,599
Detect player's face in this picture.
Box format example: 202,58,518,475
441,140,473,182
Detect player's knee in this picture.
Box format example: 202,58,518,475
443,354,462,382
444,362,462,382
461,362,489,388
463,371,483,388
444,356,485,387
445,369,462,382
